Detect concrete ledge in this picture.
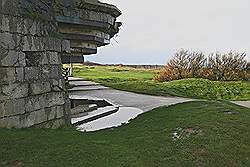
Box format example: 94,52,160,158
0,105,65,128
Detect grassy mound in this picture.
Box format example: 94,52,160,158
95,78,250,100
1,101,249,166
161,78,250,100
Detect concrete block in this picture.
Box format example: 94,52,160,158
46,105,64,120
0,116,20,128
51,79,65,91
54,105,64,119
23,18,40,35
19,109,48,127
48,52,60,65
50,118,66,129
46,107,55,120
16,67,24,82
22,35,44,52
0,50,26,67
0,67,24,84
61,40,71,53
0,32,22,50
47,92,65,107
0,108,55,128
41,65,51,79
2,83,29,99
0,92,8,102
43,37,62,52
24,67,40,81
25,94,47,112
34,117,66,129
25,51,59,66
25,51,43,66
25,92,65,112
0,98,26,118
0,67,16,83
40,52,49,65
0,0,20,16
41,65,62,79
0,14,25,33
30,81,51,95
0,14,10,32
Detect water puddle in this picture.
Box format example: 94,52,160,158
77,107,144,132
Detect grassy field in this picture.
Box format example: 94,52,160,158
1,101,250,167
71,65,250,100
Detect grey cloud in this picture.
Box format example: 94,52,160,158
87,0,250,64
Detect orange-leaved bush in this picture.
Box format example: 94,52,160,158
154,49,249,82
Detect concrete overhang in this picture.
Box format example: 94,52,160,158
56,0,121,57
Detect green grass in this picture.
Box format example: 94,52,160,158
72,65,155,81
70,65,250,100
1,101,250,166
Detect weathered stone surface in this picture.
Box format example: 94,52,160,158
40,52,49,65
19,109,48,127
25,52,42,66
16,67,24,81
0,0,20,16
55,106,65,118
0,32,22,50
0,50,26,67
51,79,65,91
34,117,66,129
30,81,51,95
25,51,61,66
47,92,65,107
0,67,15,83
0,116,20,128
0,108,59,128
0,0,121,129
41,65,62,79
25,92,65,112
61,40,71,53
48,52,60,65
1,83,29,99
0,14,10,32
59,8,115,25
47,105,65,120
43,37,62,52
24,67,40,81
0,98,26,118
0,67,24,84
23,18,40,36
0,14,24,33
22,35,45,52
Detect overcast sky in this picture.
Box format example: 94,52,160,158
86,0,250,64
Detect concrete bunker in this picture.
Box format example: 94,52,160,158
0,0,121,128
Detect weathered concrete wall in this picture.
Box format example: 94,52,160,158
56,0,122,63
0,0,121,128
0,0,70,128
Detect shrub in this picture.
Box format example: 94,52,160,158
207,52,248,81
155,50,249,82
